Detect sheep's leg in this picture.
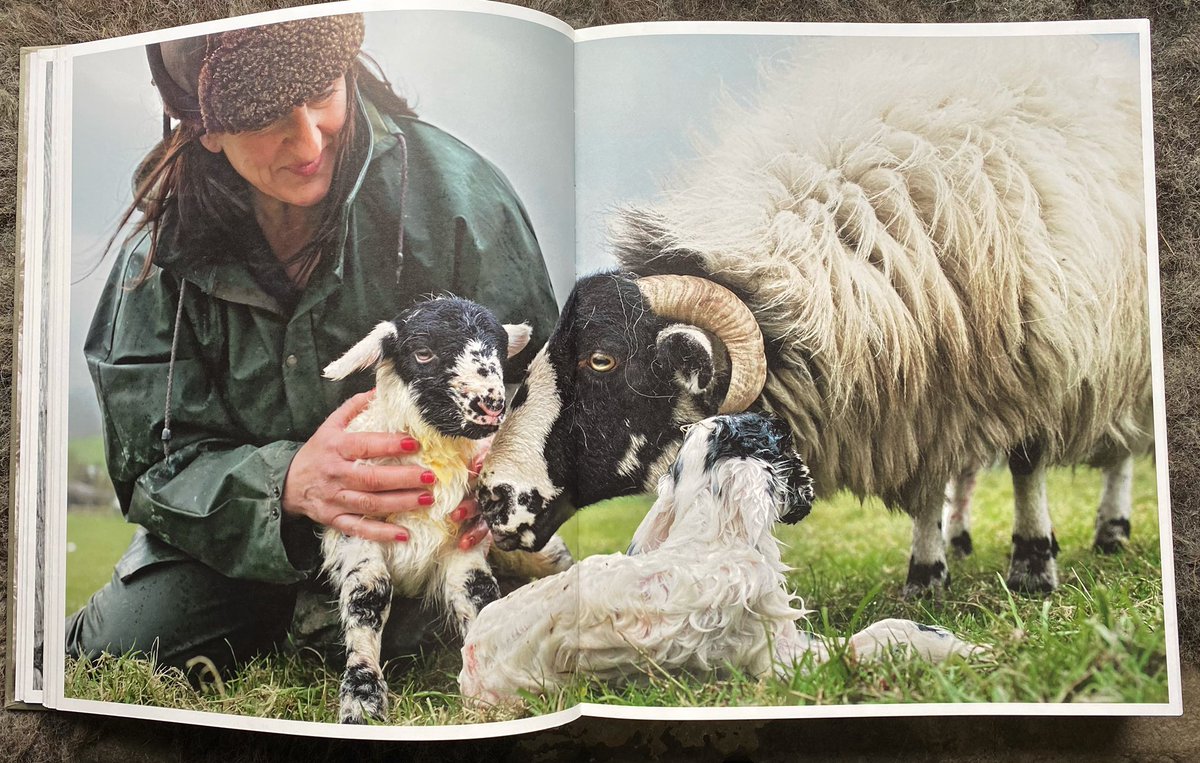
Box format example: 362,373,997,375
332,539,393,724
442,549,501,638
1093,455,1134,554
1007,440,1059,594
903,494,951,597
847,619,985,663
770,622,831,676
943,467,979,557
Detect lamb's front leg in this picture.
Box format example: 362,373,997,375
442,547,501,638
330,538,393,724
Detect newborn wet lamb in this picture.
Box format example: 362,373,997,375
321,297,572,724
460,413,980,706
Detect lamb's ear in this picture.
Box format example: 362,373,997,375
323,321,398,380
714,460,775,544
627,473,679,555
503,323,532,359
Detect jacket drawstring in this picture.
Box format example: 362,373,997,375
394,130,408,277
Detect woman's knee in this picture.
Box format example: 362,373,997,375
66,559,298,674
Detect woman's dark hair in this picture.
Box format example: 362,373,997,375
109,57,417,287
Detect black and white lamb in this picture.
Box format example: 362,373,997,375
460,413,980,707
320,297,573,724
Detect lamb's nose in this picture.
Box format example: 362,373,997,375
478,398,505,417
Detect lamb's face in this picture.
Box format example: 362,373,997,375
385,299,512,439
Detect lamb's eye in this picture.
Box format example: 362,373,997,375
587,353,617,373
413,348,436,364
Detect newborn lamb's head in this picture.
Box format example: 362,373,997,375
700,413,815,525
628,412,816,554
323,297,531,438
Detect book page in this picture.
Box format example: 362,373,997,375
22,0,581,739
547,21,1181,718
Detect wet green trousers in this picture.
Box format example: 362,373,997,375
64,541,443,675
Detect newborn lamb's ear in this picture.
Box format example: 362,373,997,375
503,323,532,359
323,321,399,380
627,473,678,555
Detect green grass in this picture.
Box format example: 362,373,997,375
65,457,1170,721
65,510,138,615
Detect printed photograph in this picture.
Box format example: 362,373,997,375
55,7,1174,732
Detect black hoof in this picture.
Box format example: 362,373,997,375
949,531,974,558
339,665,389,724
1093,518,1131,555
903,559,950,598
1007,533,1060,595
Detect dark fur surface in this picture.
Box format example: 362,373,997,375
387,297,509,438
2,0,1199,758
480,272,723,549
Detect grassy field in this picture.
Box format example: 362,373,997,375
64,457,1170,722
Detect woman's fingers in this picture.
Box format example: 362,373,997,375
450,498,480,524
336,431,420,461
324,390,375,430
458,516,491,550
340,462,434,493
330,488,433,518
328,513,410,543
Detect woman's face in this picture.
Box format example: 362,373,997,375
200,77,348,209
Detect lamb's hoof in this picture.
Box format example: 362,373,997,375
1093,518,1131,555
902,559,950,599
948,531,974,558
1007,534,1060,595
339,666,389,724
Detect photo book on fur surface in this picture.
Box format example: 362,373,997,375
8,0,1182,740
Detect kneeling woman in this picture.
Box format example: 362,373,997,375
67,13,557,674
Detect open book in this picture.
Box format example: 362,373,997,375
9,0,1181,740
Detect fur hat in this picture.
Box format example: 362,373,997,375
147,13,364,133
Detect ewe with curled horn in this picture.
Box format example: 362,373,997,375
477,271,767,553
478,37,1153,596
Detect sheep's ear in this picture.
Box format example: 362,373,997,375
323,321,398,380
653,324,715,394
627,473,678,555
503,323,532,359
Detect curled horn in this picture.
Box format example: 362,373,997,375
636,275,766,414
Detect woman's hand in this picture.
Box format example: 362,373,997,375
282,391,487,547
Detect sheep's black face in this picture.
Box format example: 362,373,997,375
704,413,814,524
479,273,721,551
385,298,510,440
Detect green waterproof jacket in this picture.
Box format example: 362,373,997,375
85,92,559,586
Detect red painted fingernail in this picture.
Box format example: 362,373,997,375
419,493,434,506
401,437,419,452
420,470,436,485
451,507,465,522
395,531,408,542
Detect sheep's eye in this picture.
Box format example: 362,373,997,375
413,348,436,364
586,352,617,373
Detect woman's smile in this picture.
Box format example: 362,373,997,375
199,77,348,209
